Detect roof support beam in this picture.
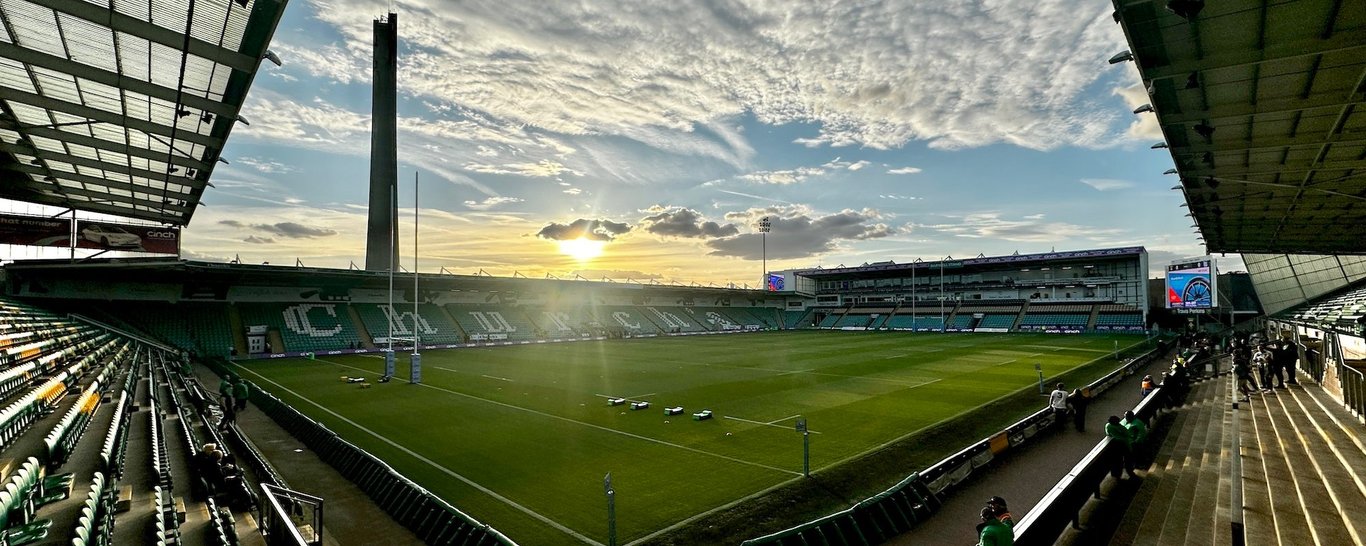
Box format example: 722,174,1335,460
0,120,211,172
1138,29,1366,82
1173,132,1366,154
0,188,177,224
21,0,258,73
0,87,222,148
1181,159,1366,177
0,163,195,205
0,143,204,192
0,41,235,118
1159,95,1365,125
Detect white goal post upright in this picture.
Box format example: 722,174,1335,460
409,171,422,384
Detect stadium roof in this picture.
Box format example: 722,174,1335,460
0,0,288,226
1114,0,1366,255
793,246,1146,278
2,258,774,298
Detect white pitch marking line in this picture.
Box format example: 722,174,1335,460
777,368,816,375
320,359,800,477
591,392,656,401
723,415,822,434
766,414,802,425
480,374,513,382
232,366,603,546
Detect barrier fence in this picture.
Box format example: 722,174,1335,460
742,338,1171,545
204,359,519,546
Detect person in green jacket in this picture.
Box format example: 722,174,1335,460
219,377,234,407
232,379,249,412
1105,415,1137,479
977,507,1013,546
1123,410,1149,467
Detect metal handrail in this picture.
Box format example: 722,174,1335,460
1229,374,1245,545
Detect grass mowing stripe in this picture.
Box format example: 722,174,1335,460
628,335,1152,546
233,365,603,546
322,359,805,477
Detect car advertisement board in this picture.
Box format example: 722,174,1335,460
74,220,180,254
1166,257,1217,309
0,213,71,247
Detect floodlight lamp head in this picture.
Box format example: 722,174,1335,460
1132,104,1155,114
1185,72,1201,89
1164,168,1178,175
1108,51,1135,64
1151,142,1169,149
1193,122,1215,139
263,50,282,67
235,115,250,126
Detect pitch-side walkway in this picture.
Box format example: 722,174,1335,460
194,365,423,546
888,356,1167,545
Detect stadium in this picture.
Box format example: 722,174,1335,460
0,1,1362,546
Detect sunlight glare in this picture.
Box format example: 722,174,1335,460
558,237,606,261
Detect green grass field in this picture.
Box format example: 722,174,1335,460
231,331,1147,545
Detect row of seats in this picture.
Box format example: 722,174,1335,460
42,379,102,470
0,456,67,545
149,397,171,489
976,314,1017,328
70,472,114,546
152,486,178,546
1019,313,1089,327
99,390,133,480
1096,312,1143,326
0,372,69,452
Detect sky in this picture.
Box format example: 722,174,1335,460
18,0,1251,284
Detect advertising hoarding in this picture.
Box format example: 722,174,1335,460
0,213,71,247
1166,257,1217,309
74,220,180,254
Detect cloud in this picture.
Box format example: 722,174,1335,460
237,157,297,174
244,235,276,244
705,206,894,259
536,218,632,241
739,166,826,185
291,0,1131,155
887,166,923,175
463,160,584,177
220,220,339,239
920,212,1124,243
464,196,525,210
638,206,739,239
1114,83,1164,141
821,158,870,171
879,194,921,200
1080,178,1135,191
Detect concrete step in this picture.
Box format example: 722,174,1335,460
1245,388,1313,546
1155,378,1221,545
1108,399,1193,545
1268,386,1366,543
1131,379,1216,546
1257,387,1355,545
1184,375,1232,546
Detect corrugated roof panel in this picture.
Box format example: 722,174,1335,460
56,14,119,73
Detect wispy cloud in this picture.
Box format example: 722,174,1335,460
463,196,525,210
1080,178,1135,191
887,166,923,175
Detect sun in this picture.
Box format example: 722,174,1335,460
558,237,606,261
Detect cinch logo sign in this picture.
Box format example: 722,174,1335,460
145,231,178,240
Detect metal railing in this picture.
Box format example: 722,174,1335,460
1342,364,1366,420
260,484,323,546
1230,374,1245,546
1012,385,1168,544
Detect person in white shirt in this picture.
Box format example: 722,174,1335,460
1049,382,1070,429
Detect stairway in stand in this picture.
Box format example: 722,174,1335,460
1106,374,1233,545
1241,379,1366,546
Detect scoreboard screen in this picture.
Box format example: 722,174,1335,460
1166,258,1217,309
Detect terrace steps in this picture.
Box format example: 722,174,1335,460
1241,378,1366,546
1103,374,1230,545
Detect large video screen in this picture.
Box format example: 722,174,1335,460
1166,258,1217,309
766,273,785,291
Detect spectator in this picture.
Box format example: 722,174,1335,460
219,376,234,408
233,379,250,412
1281,340,1299,385
1253,344,1273,392
1067,387,1089,432
1123,410,1148,465
1140,375,1156,398
194,444,225,494
977,506,1013,546
1049,382,1069,430
218,398,236,431
1105,415,1137,479
987,496,1014,528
